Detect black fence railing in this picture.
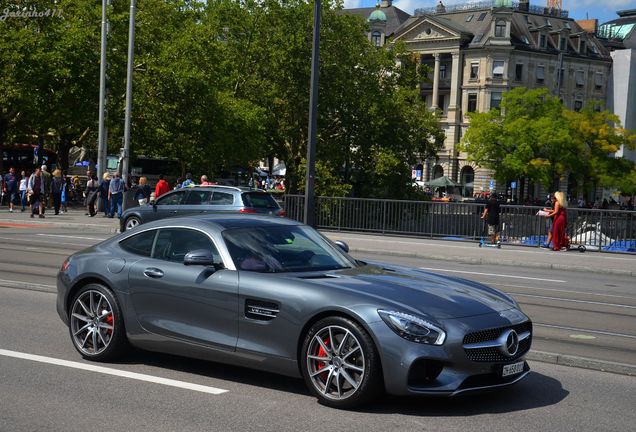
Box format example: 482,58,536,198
282,195,636,254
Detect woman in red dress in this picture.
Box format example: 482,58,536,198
549,191,568,251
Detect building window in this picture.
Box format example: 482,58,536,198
536,65,545,83
490,92,502,110
540,34,546,48
470,62,479,79
580,40,586,53
560,37,566,50
371,31,381,47
492,60,505,79
575,70,585,88
574,100,583,111
515,63,523,81
495,20,506,37
559,68,565,86
467,94,478,113
438,94,446,113
595,72,604,89
466,14,474,22
477,12,487,21
439,64,447,79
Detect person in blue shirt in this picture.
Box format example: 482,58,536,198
108,172,126,218
3,167,18,212
180,172,194,188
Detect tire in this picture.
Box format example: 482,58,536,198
300,316,382,409
578,245,586,253
68,283,127,361
124,215,141,231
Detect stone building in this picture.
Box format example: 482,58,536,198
389,0,612,199
343,0,410,47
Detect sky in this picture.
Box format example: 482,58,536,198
343,0,636,26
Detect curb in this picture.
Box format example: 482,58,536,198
527,350,636,377
347,247,636,278
0,218,119,234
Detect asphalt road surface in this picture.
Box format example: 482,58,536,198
1,226,635,431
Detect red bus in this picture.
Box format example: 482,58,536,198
1,144,58,174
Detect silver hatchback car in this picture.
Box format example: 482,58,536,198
120,185,284,231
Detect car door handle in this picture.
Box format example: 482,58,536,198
143,268,164,279
169,210,178,214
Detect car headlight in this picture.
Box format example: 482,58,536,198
378,310,446,345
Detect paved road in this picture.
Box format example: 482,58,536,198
0,225,634,370
1,286,635,432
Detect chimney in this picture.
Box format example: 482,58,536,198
519,0,529,12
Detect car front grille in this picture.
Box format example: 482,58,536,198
463,321,532,362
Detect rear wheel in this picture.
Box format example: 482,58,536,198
300,316,382,409
124,216,141,231
69,284,127,361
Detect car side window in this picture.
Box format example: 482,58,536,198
119,230,157,257
184,190,212,205
152,228,220,263
211,191,234,205
156,191,185,206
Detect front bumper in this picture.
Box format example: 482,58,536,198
370,310,532,396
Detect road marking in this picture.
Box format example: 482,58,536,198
570,334,597,340
418,267,566,283
491,283,636,300
0,349,228,395
0,279,56,289
535,323,636,340
36,234,107,241
0,236,87,247
508,292,636,309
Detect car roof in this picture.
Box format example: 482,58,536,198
183,185,268,193
132,213,302,233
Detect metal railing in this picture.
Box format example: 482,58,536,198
283,195,636,254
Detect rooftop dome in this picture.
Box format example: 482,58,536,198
368,9,387,22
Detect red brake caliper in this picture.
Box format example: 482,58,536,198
105,313,114,335
316,338,330,381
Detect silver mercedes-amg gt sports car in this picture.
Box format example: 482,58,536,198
56,214,532,408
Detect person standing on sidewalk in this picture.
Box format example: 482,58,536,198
548,191,568,251
51,169,64,215
155,174,169,199
99,172,111,217
541,194,556,249
134,176,152,205
40,165,52,214
84,173,99,217
19,170,28,212
3,167,18,213
481,193,501,245
27,167,44,218
108,172,126,218
60,174,69,214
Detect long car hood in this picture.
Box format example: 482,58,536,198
287,263,515,320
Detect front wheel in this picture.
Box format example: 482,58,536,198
124,216,141,231
69,283,127,361
300,316,382,409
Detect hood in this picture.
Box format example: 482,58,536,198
286,263,516,320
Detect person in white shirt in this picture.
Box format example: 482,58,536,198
19,171,28,212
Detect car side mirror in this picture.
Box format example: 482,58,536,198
184,249,217,267
334,240,349,253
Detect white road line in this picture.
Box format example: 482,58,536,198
0,349,228,395
36,234,107,241
418,267,566,283
0,279,55,289
508,292,636,309
0,236,87,247
492,283,636,300
535,324,636,340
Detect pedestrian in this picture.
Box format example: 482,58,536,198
61,175,69,213
84,173,99,216
155,174,169,199
99,172,111,217
547,191,568,251
27,167,44,218
3,167,18,212
19,170,28,212
51,169,64,215
40,164,52,214
541,194,556,249
200,175,213,186
480,192,501,245
181,173,194,188
135,176,152,205
108,172,126,218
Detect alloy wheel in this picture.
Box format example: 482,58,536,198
306,325,365,401
70,290,115,356
125,217,140,230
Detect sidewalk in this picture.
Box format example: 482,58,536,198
0,209,634,276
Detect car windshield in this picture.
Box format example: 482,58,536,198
241,192,279,209
222,225,355,273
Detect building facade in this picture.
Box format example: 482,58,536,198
389,0,612,199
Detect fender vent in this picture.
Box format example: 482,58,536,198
245,300,279,321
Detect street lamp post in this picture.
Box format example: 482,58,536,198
304,0,321,227
96,0,109,183
122,0,137,185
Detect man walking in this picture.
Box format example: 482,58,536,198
481,193,501,245
108,172,126,218
3,167,18,212
27,167,44,218
40,164,52,215
154,174,169,199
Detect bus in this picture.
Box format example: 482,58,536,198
106,154,180,185
2,144,58,174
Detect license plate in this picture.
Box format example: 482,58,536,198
502,361,525,377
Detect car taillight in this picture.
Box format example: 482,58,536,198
60,260,70,272
239,208,257,214
277,210,286,217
